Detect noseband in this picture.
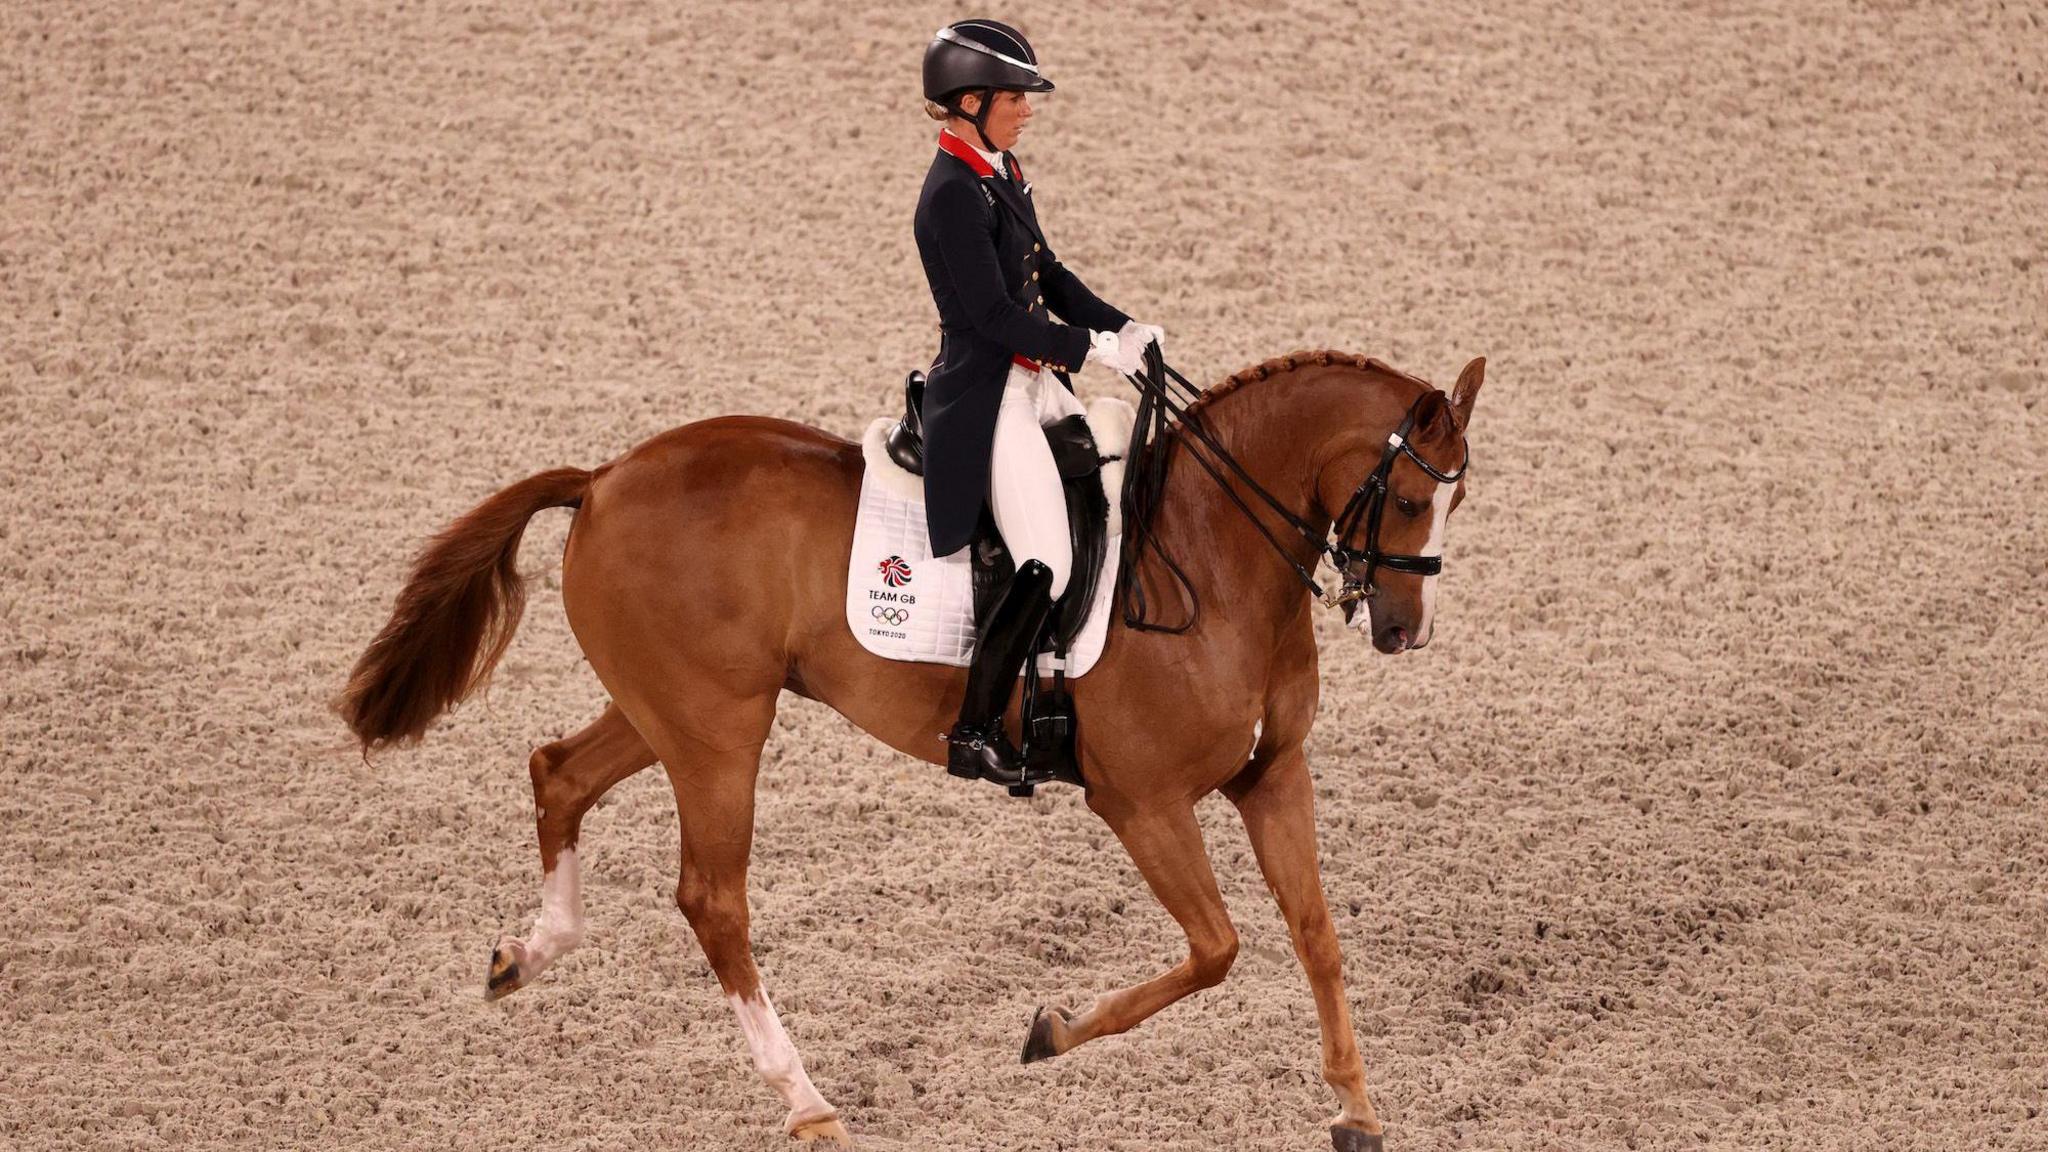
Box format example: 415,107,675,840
1118,348,1469,631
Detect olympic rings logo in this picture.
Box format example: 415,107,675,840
872,606,910,627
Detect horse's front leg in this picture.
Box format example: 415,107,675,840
1021,800,1239,1062
1223,744,1383,1152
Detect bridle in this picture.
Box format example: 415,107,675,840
1118,347,1469,632
1326,395,1469,604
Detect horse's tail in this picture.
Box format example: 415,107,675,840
336,467,590,754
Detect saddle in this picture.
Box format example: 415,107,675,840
884,371,1113,655
872,370,1120,789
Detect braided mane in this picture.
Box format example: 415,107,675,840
1181,349,1433,420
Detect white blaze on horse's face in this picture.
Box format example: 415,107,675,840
1414,477,1456,646
1350,457,1461,654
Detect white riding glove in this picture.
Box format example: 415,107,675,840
1119,319,1166,359
1086,328,1148,376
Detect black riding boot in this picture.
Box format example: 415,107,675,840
947,559,1055,789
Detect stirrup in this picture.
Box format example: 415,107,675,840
944,723,1054,795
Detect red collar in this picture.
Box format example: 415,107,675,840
937,130,1020,181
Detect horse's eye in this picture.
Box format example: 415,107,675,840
1396,498,1420,518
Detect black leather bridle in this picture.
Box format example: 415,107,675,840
1326,397,1470,601
1117,347,1469,632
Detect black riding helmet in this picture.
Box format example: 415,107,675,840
922,20,1054,152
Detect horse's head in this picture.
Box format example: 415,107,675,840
1320,357,1484,654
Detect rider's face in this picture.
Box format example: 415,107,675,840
964,90,1033,151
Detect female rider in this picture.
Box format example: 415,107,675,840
915,20,1163,788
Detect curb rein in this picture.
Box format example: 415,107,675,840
1116,345,1469,633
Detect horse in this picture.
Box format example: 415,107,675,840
337,349,1485,1151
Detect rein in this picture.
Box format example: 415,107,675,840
1116,346,1468,634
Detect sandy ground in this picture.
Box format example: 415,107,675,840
4,1,2045,1149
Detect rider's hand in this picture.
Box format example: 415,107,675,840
1086,328,1148,376
1119,319,1166,359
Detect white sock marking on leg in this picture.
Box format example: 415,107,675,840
729,989,835,1126
524,847,585,970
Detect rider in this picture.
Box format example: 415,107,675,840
915,19,1163,788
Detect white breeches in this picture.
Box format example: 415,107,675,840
988,362,1086,600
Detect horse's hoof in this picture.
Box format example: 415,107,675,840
484,938,528,1001
1329,1125,1384,1152
1020,1005,1073,1064
788,1113,853,1145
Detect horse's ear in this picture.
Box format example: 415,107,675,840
1450,357,1485,430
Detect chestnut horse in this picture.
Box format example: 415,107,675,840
338,350,1485,1151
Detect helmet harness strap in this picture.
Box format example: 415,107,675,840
950,87,1000,153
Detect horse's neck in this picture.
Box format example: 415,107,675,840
1153,365,1386,618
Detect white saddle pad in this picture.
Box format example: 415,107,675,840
845,396,1134,678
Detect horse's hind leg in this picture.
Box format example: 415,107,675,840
486,701,657,1000
637,692,850,1145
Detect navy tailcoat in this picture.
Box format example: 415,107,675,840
912,131,1129,558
